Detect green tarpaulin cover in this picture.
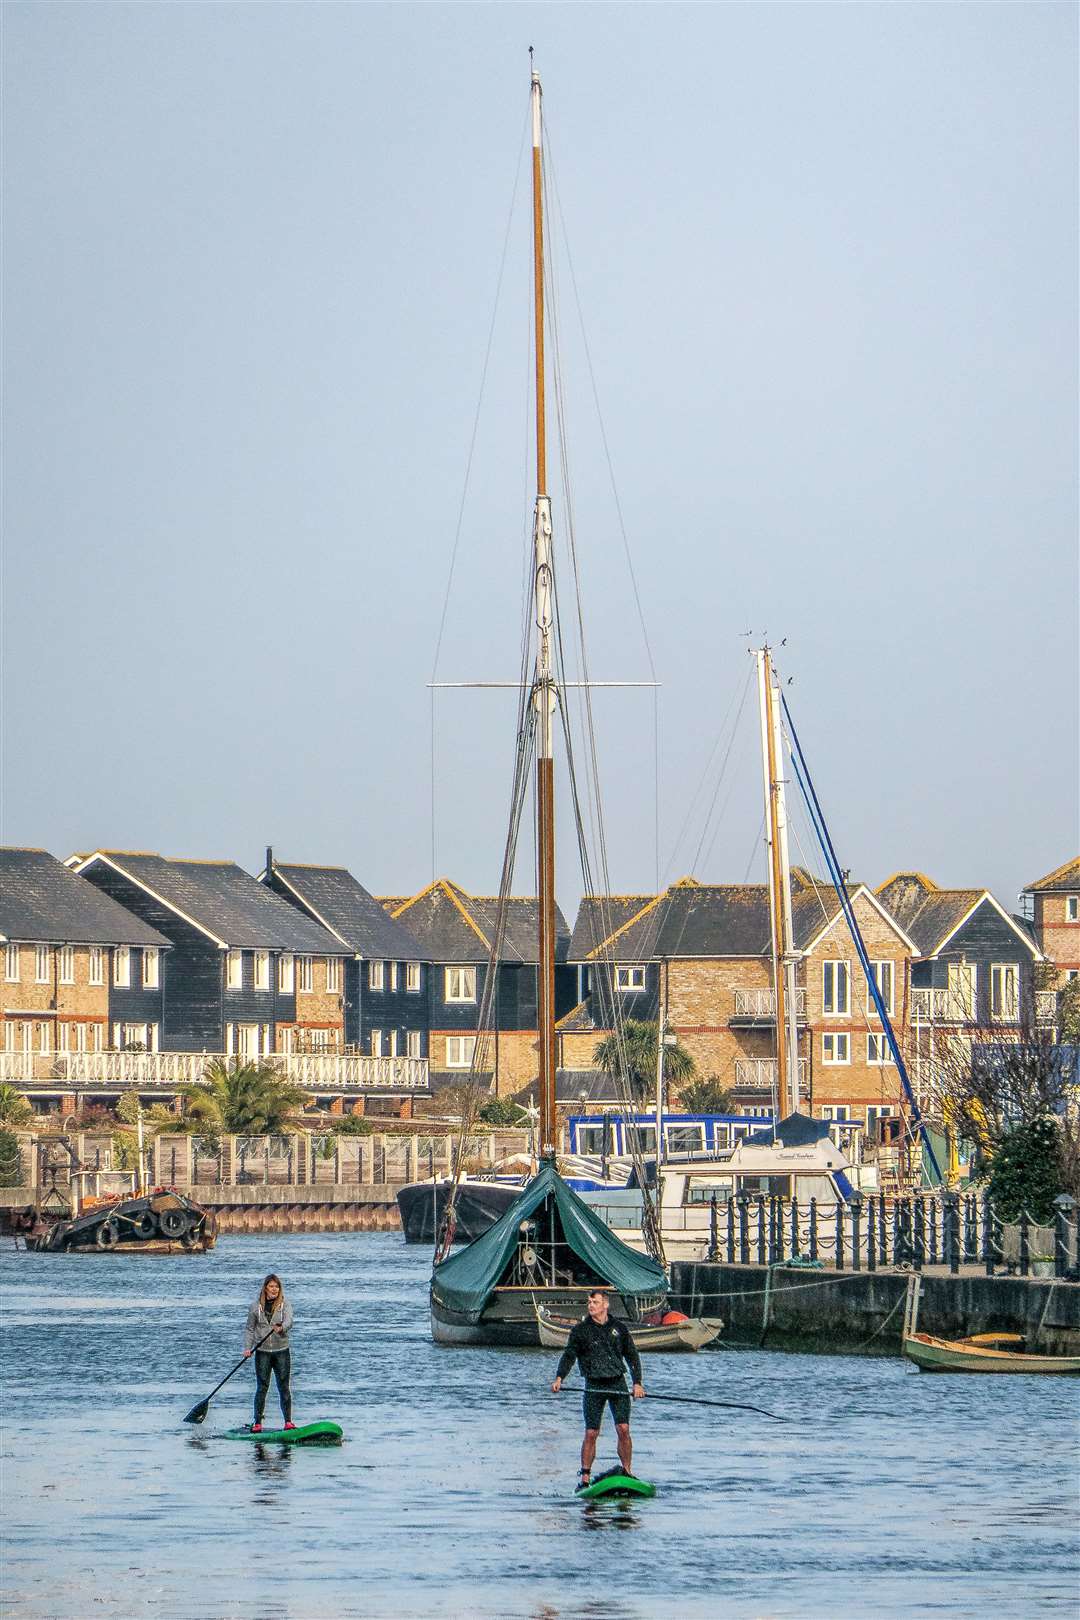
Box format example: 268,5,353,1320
430,1161,668,1323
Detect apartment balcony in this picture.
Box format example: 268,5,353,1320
911,988,974,1024
0,1050,429,1093
730,988,807,1025
1035,991,1058,1026
734,1057,810,1092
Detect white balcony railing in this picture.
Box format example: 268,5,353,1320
911,988,974,1023
0,1049,428,1091
1035,991,1058,1026
732,988,807,1020
734,1057,810,1091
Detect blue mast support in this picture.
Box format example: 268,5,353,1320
780,693,943,1185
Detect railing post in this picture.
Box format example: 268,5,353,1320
879,1194,888,1266
767,1196,777,1265
943,1190,960,1275
893,1197,904,1267
913,1197,925,1271
737,1194,750,1265
867,1194,876,1272
708,1194,719,1263
927,1197,939,1266
790,1196,800,1259
1054,1195,1076,1279
835,1201,845,1270
756,1196,767,1266
726,1198,736,1264
809,1197,818,1262
982,1193,995,1276
850,1195,862,1272
1019,1208,1030,1277
964,1195,977,1264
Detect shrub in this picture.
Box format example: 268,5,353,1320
0,1126,24,1186
332,1114,373,1136
985,1117,1065,1225
477,1097,528,1126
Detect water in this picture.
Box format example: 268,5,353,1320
2,1234,1077,1620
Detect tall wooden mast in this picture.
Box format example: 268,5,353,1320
531,61,557,1157
756,647,801,1120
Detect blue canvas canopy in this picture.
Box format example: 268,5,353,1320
430,1160,667,1324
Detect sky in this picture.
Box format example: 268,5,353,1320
2,2,1077,921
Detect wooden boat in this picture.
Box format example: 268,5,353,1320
903,1331,1080,1375
536,1303,723,1353
397,1174,525,1244
26,1189,217,1254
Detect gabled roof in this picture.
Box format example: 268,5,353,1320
379,878,568,965
75,852,347,954
0,848,170,948
568,872,856,962
1023,856,1080,893
875,872,1041,959
263,863,423,959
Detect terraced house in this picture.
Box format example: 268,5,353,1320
379,878,576,1094
0,846,170,1078
1020,856,1080,991
564,872,916,1129
72,851,350,1061
259,854,428,1062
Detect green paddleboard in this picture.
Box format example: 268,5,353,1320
576,1467,656,1501
224,1421,343,1446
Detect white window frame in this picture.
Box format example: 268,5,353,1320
143,947,160,989
867,1032,893,1065
822,960,849,1016
388,1029,399,1057
113,946,130,988
822,1031,850,1065
1067,896,1079,922
57,1021,70,1053
444,966,477,1004
820,1104,850,1121
226,950,243,990
406,961,421,993
58,946,75,985
297,956,314,993
327,957,341,994
389,961,399,992
88,946,104,986
370,1028,383,1058
446,1034,477,1068
868,960,894,1017
615,965,646,993
946,962,977,1020
990,962,1019,1023
37,1021,50,1054
369,959,385,991
406,1029,422,1058
75,1021,88,1054
866,1104,896,1131
277,953,294,993
4,944,18,983
35,945,51,985
253,950,270,991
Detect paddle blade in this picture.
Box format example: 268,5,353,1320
183,1399,210,1425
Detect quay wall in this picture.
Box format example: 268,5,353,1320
0,1182,405,1235
670,1261,1080,1357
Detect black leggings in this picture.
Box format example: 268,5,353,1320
254,1349,292,1423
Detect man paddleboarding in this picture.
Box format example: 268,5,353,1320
243,1273,294,1433
551,1288,645,1489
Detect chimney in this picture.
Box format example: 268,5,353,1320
265,846,274,876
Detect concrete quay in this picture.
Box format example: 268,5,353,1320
670,1260,1080,1357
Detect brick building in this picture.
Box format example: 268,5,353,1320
0,846,170,1067
1020,857,1080,986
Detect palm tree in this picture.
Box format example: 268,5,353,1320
593,1020,695,1104
182,1059,308,1138
0,1084,33,1128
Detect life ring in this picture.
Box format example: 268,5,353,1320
159,1209,189,1238
131,1213,158,1240
96,1219,120,1248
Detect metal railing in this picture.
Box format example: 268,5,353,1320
732,988,807,1020
0,1049,428,1091
1035,991,1058,1025
734,1057,810,1090
911,988,974,1023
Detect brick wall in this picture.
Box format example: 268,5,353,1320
1,944,111,1046
1033,894,1080,972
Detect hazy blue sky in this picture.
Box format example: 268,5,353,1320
3,2,1076,917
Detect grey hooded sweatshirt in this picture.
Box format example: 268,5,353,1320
244,1295,293,1354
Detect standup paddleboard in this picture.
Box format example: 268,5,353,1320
223,1421,343,1446
576,1466,656,1501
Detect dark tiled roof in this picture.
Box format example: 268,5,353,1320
569,874,844,962
381,879,568,965
78,852,346,953
515,1067,623,1105
875,874,980,955
268,864,423,959
0,848,170,947
1024,857,1080,893
557,999,601,1032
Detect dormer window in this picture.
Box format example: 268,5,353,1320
615,966,645,993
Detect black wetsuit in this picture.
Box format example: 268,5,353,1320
556,1314,642,1430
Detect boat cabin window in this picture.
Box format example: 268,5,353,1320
575,1124,608,1155
626,1125,657,1156
686,1183,731,1205
665,1124,704,1155
737,1175,793,1199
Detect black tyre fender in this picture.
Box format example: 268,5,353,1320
159,1209,189,1238
96,1219,120,1248
131,1212,157,1240
180,1226,201,1251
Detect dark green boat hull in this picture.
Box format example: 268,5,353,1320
576,1467,656,1500
224,1421,343,1446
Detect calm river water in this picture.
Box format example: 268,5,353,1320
2,1232,1077,1620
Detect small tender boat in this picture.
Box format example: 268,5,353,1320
224,1421,343,1446
576,1466,656,1500
27,1189,216,1254
536,1302,723,1353
903,1331,1080,1376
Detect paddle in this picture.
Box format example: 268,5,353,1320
183,1327,277,1424
561,1384,784,1422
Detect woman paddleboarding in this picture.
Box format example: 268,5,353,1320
243,1273,294,1433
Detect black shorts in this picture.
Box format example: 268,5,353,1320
583,1384,631,1430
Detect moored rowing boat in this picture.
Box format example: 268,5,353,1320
536,1303,722,1353
903,1332,1080,1375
